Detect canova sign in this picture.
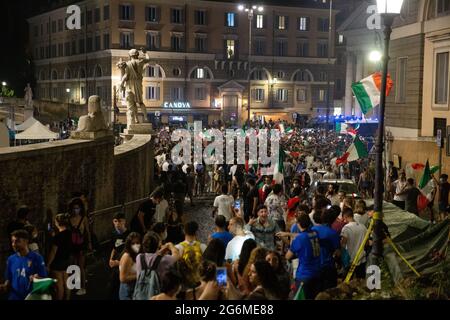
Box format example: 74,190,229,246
163,102,191,109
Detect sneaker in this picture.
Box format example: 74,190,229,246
76,288,87,296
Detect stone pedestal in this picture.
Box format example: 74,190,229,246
70,130,113,140
124,123,153,135
24,108,34,121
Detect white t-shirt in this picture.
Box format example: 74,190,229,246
155,199,169,223
225,231,255,262
182,164,189,174
354,213,369,227
162,161,170,172
213,194,235,221
229,165,237,177
175,240,207,257
341,221,368,265
393,179,408,201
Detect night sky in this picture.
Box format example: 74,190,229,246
0,0,349,97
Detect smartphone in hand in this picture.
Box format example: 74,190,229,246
234,200,241,210
216,267,227,287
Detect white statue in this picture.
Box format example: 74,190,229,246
77,95,108,132
126,90,139,125
24,83,33,109
117,48,150,124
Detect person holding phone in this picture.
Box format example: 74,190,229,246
184,260,222,300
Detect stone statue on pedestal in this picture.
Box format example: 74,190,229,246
24,83,33,109
117,48,150,125
77,95,108,132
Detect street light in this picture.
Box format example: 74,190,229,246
238,3,264,127
66,88,71,120
2,82,6,86
369,50,382,62
371,0,404,265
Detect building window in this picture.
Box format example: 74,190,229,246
297,89,307,102
147,33,160,50
34,26,38,37
396,57,407,103
171,8,183,24
51,45,57,58
103,34,110,50
196,68,205,79
119,4,134,21
319,89,326,101
195,87,206,100
146,66,160,78
173,68,181,76
95,8,100,23
433,118,447,136
226,40,235,59
146,86,160,100
276,71,285,79
338,34,344,44
276,89,288,102
171,87,184,100
435,52,449,105
437,0,450,14
317,17,329,32
86,37,93,52
195,37,207,53
104,5,110,20
336,79,342,91
254,39,265,55
297,42,309,57
195,10,206,25
298,17,309,31
95,35,101,51
319,72,327,81
226,13,236,27
256,15,264,29
277,15,287,30
52,87,58,100
251,70,267,81
79,39,85,54
253,89,265,102
276,40,287,56
171,36,183,51
65,42,70,56
317,42,328,57
120,32,133,49
58,19,63,32
146,6,158,22
52,21,56,33
86,10,92,24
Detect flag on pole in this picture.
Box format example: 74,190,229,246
273,145,285,184
417,160,436,211
336,136,368,164
336,123,357,137
351,72,393,115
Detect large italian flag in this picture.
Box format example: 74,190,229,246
351,72,393,115
417,160,436,211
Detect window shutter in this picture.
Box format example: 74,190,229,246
156,7,161,22
274,15,279,29
145,7,149,22
224,13,227,26
285,16,289,30
130,33,134,47
235,14,238,27
130,5,135,20
204,11,208,25
156,87,160,100
263,15,267,29
251,89,256,100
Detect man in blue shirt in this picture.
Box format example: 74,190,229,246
311,209,340,291
210,215,233,247
0,230,48,300
286,214,321,300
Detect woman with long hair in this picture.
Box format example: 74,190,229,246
266,251,291,299
241,247,268,295
68,198,91,296
229,239,257,288
202,238,226,267
119,232,142,300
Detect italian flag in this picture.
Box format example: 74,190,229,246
351,72,393,115
336,135,368,164
336,123,358,137
417,160,436,211
273,145,286,184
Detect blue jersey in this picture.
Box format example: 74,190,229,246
290,229,321,282
312,225,340,269
5,251,48,300
291,224,301,234
211,231,233,248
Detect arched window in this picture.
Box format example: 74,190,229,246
39,70,46,81
190,67,212,79
293,70,313,82
51,70,58,80
146,65,161,78
64,68,72,80
250,68,269,81
78,68,86,79
94,65,102,78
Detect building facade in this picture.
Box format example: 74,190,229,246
28,0,337,126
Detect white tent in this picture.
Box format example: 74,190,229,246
15,121,59,140
15,117,38,131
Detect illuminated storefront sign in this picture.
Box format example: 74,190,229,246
163,102,191,109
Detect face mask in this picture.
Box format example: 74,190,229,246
131,244,141,253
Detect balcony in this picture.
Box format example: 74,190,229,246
118,20,136,29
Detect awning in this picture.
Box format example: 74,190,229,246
15,117,39,131
15,121,59,140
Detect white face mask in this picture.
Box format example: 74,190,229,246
131,244,141,253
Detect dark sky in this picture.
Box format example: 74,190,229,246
0,0,358,96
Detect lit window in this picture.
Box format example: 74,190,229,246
298,17,309,31
196,68,205,79
278,16,286,30
226,40,235,59
435,52,449,104
256,15,264,29
254,89,265,102
226,13,236,27
276,89,288,102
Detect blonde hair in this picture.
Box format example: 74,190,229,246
243,247,268,279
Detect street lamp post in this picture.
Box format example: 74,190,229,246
371,0,404,263
66,88,71,120
325,0,333,133
239,4,264,127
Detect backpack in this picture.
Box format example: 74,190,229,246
133,254,163,300
180,241,202,269
71,217,85,247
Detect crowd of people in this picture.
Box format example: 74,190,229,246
1,119,449,301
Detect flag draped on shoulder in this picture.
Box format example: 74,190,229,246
351,72,393,115
417,160,436,211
